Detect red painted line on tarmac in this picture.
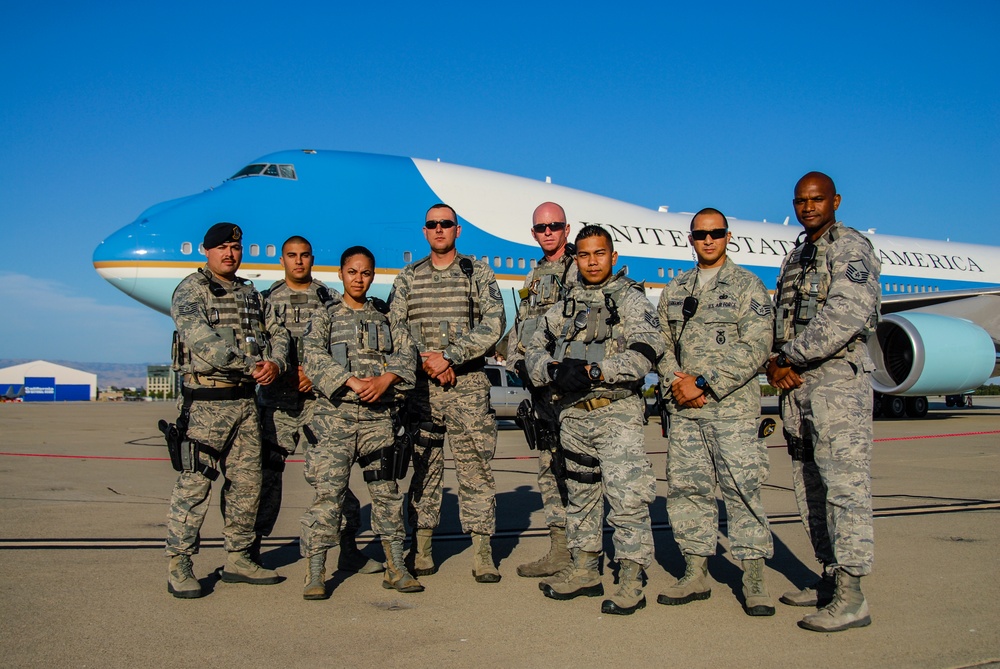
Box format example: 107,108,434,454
0,452,168,461
873,430,1000,442
2,428,998,462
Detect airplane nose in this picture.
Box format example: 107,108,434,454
93,222,142,297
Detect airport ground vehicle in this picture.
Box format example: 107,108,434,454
485,364,531,419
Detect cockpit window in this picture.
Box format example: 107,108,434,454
229,163,297,180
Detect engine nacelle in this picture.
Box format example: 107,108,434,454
867,313,996,396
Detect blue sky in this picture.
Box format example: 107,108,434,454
1,2,997,363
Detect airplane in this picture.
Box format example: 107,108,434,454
93,149,1000,418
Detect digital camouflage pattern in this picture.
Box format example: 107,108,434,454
525,272,663,567
299,295,419,556
774,222,880,577
388,253,506,535
657,258,774,560
506,255,578,529
165,266,289,557
254,279,363,539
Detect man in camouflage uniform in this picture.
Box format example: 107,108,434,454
300,246,424,599
525,225,663,615
388,203,506,583
767,172,880,632
165,222,290,598
506,201,577,578
257,236,381,574
656,208,776,616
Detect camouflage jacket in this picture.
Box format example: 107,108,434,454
258,278,338,407
774,222,881,368
506,253,578,373
525,271,664,407
657,257,773,419
170,265,289,388
388,253,506,367
303,294,418,407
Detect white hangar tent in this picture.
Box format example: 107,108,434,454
0,360,97,401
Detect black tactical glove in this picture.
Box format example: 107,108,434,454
513,359,534,389
549,358,591,393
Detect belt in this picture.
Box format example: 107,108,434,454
572,397,613,412
182,384,256,402
184,374,244,389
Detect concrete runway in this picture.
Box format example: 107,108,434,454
1,398,998,668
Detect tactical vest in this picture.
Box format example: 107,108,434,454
173,268,270,383
514,255,574,353
325,298,395,384
404,256,482,350
551,273,639,403
259,280,335,406
774,226,877,347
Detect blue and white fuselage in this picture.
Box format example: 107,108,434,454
94,149,1000,406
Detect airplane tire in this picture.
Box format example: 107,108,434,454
883,395,906,419
872,394,883,418
905,396,928,418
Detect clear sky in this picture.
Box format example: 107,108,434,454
1,2,997,363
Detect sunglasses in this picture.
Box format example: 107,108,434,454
425,220,457,230
690,228,728,241
532,222,567,233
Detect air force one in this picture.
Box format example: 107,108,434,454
94,149,1000,418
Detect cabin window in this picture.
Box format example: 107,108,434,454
404,251,412,263
506,257,513,268
657,268,664,278
493,256,501,267
181,242,192,255
668,268,675,278
266,244,276,257
249,244,259,257
518,258,525,269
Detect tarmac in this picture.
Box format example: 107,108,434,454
0,397,998,669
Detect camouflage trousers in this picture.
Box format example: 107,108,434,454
534,391,567,529
257,399,363,538
300,400,404,557
537,448,568,529
165,397,261,556
666,414,773,560
559,394,655,568
781,356,874,577
407,371,498,535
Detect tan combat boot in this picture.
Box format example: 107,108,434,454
382,539,425,593
221,550,281,585
657,555,711,605
410,528,437,576
517,526,571,578
601,559,646,615
742,558,775,616
471,533,501,583
303,552,328,600
798,571,872,632
540,549,603,600
167,555,202,599
780,571,836,607
338,531,384,574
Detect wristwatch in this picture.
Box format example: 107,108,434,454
695,375,709,390
442,351,455,367
588,362,602,383
775,351,791,368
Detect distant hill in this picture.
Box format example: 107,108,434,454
0,359,168,390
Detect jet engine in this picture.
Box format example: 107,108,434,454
867,312,996,396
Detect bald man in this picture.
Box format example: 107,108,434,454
767,172,880,632
506,202,578,577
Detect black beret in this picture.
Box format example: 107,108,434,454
203,222,242,249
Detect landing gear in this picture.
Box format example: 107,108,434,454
882,395,906,419
904,396,928,418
